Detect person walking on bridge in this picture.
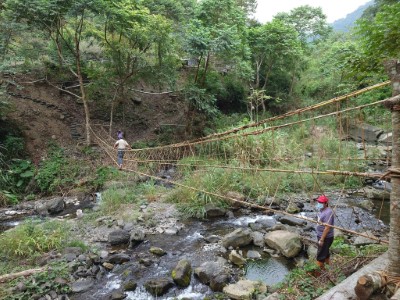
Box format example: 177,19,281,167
315,195,334,273
114,136,131,170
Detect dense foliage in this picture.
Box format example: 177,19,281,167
0,0,397,204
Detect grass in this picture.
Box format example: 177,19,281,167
273,237,387,300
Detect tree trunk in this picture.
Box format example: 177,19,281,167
384,59,400,276
194,54,203,84
201,51,211,87
75,14,91,145
109,85,120,136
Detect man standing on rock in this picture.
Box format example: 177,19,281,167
315,195,334,273
114,136,131,170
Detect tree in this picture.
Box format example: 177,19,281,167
186,0,248,86
357,2,400,66
97,0,177,133
3,0,101,145
248,20,302,109
274,5,332,45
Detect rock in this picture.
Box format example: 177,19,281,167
194,258,230,292
106,253,131,264
129,228,145,247
255,218,277,229
123,280,137,291
286,203,301,214
223,280,267,300
264,230,302,258
279,216,306,227
226,191,246,209
246,250,261,259
362,186,390,200
100,250,109,259
46,197,65,214
204,235,220,243
71,278,94,293
63,253,77,262
258,197,281,206
164,228,178,235
149,247,166,256
109,291,127,299
348,123,384,143
144,278,174,297
229,250,246,266
172,259,192,287
378,132,392,145
222,228,253,249
359,199,375,211
204,203,226,218
264,292,281,299
103,262,114,270
372,180,392,192
353,231,379,246
108,230,130,246
251,231,265,247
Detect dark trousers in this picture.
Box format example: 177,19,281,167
317,236,334,262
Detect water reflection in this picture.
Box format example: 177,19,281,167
245,256,293,286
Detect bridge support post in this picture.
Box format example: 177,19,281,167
384,59,400,277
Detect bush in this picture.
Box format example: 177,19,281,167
35,146,81,193
0,219,69,260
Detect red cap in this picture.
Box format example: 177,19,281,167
317,195,329,203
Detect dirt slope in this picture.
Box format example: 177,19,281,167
2,74,188,164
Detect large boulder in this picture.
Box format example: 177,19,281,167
205,203,227,218
46,197,65,214
144,278,174,297
223,280,267,300
129,228,145,248
71,278,95,293
348,123,384,143
279,216,306,227
264,230,302,258
108,230,130,246
222,228,253,249
362,186,391,200
194,258,230,292
171,259,192,287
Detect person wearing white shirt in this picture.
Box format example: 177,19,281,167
114,138,131,169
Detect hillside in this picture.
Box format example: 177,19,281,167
2,74,188,164
331,1,373,32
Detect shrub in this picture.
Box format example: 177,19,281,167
35,146,81,193
0,219,69,260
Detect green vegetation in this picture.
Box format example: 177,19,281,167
0,2,398,299
0,219,70,260
275,237,387,300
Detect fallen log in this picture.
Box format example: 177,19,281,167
0,267,45,283
315,253,388,300
354,272,387,300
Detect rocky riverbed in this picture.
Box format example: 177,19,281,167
0,185,391,300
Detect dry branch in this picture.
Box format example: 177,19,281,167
0,267,45,283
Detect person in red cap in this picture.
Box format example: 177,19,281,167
315,195,334,273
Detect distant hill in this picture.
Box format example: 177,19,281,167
331,1,373,32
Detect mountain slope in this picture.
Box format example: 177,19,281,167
331,1,373,32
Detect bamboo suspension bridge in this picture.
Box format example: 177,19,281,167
91,80,396,245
